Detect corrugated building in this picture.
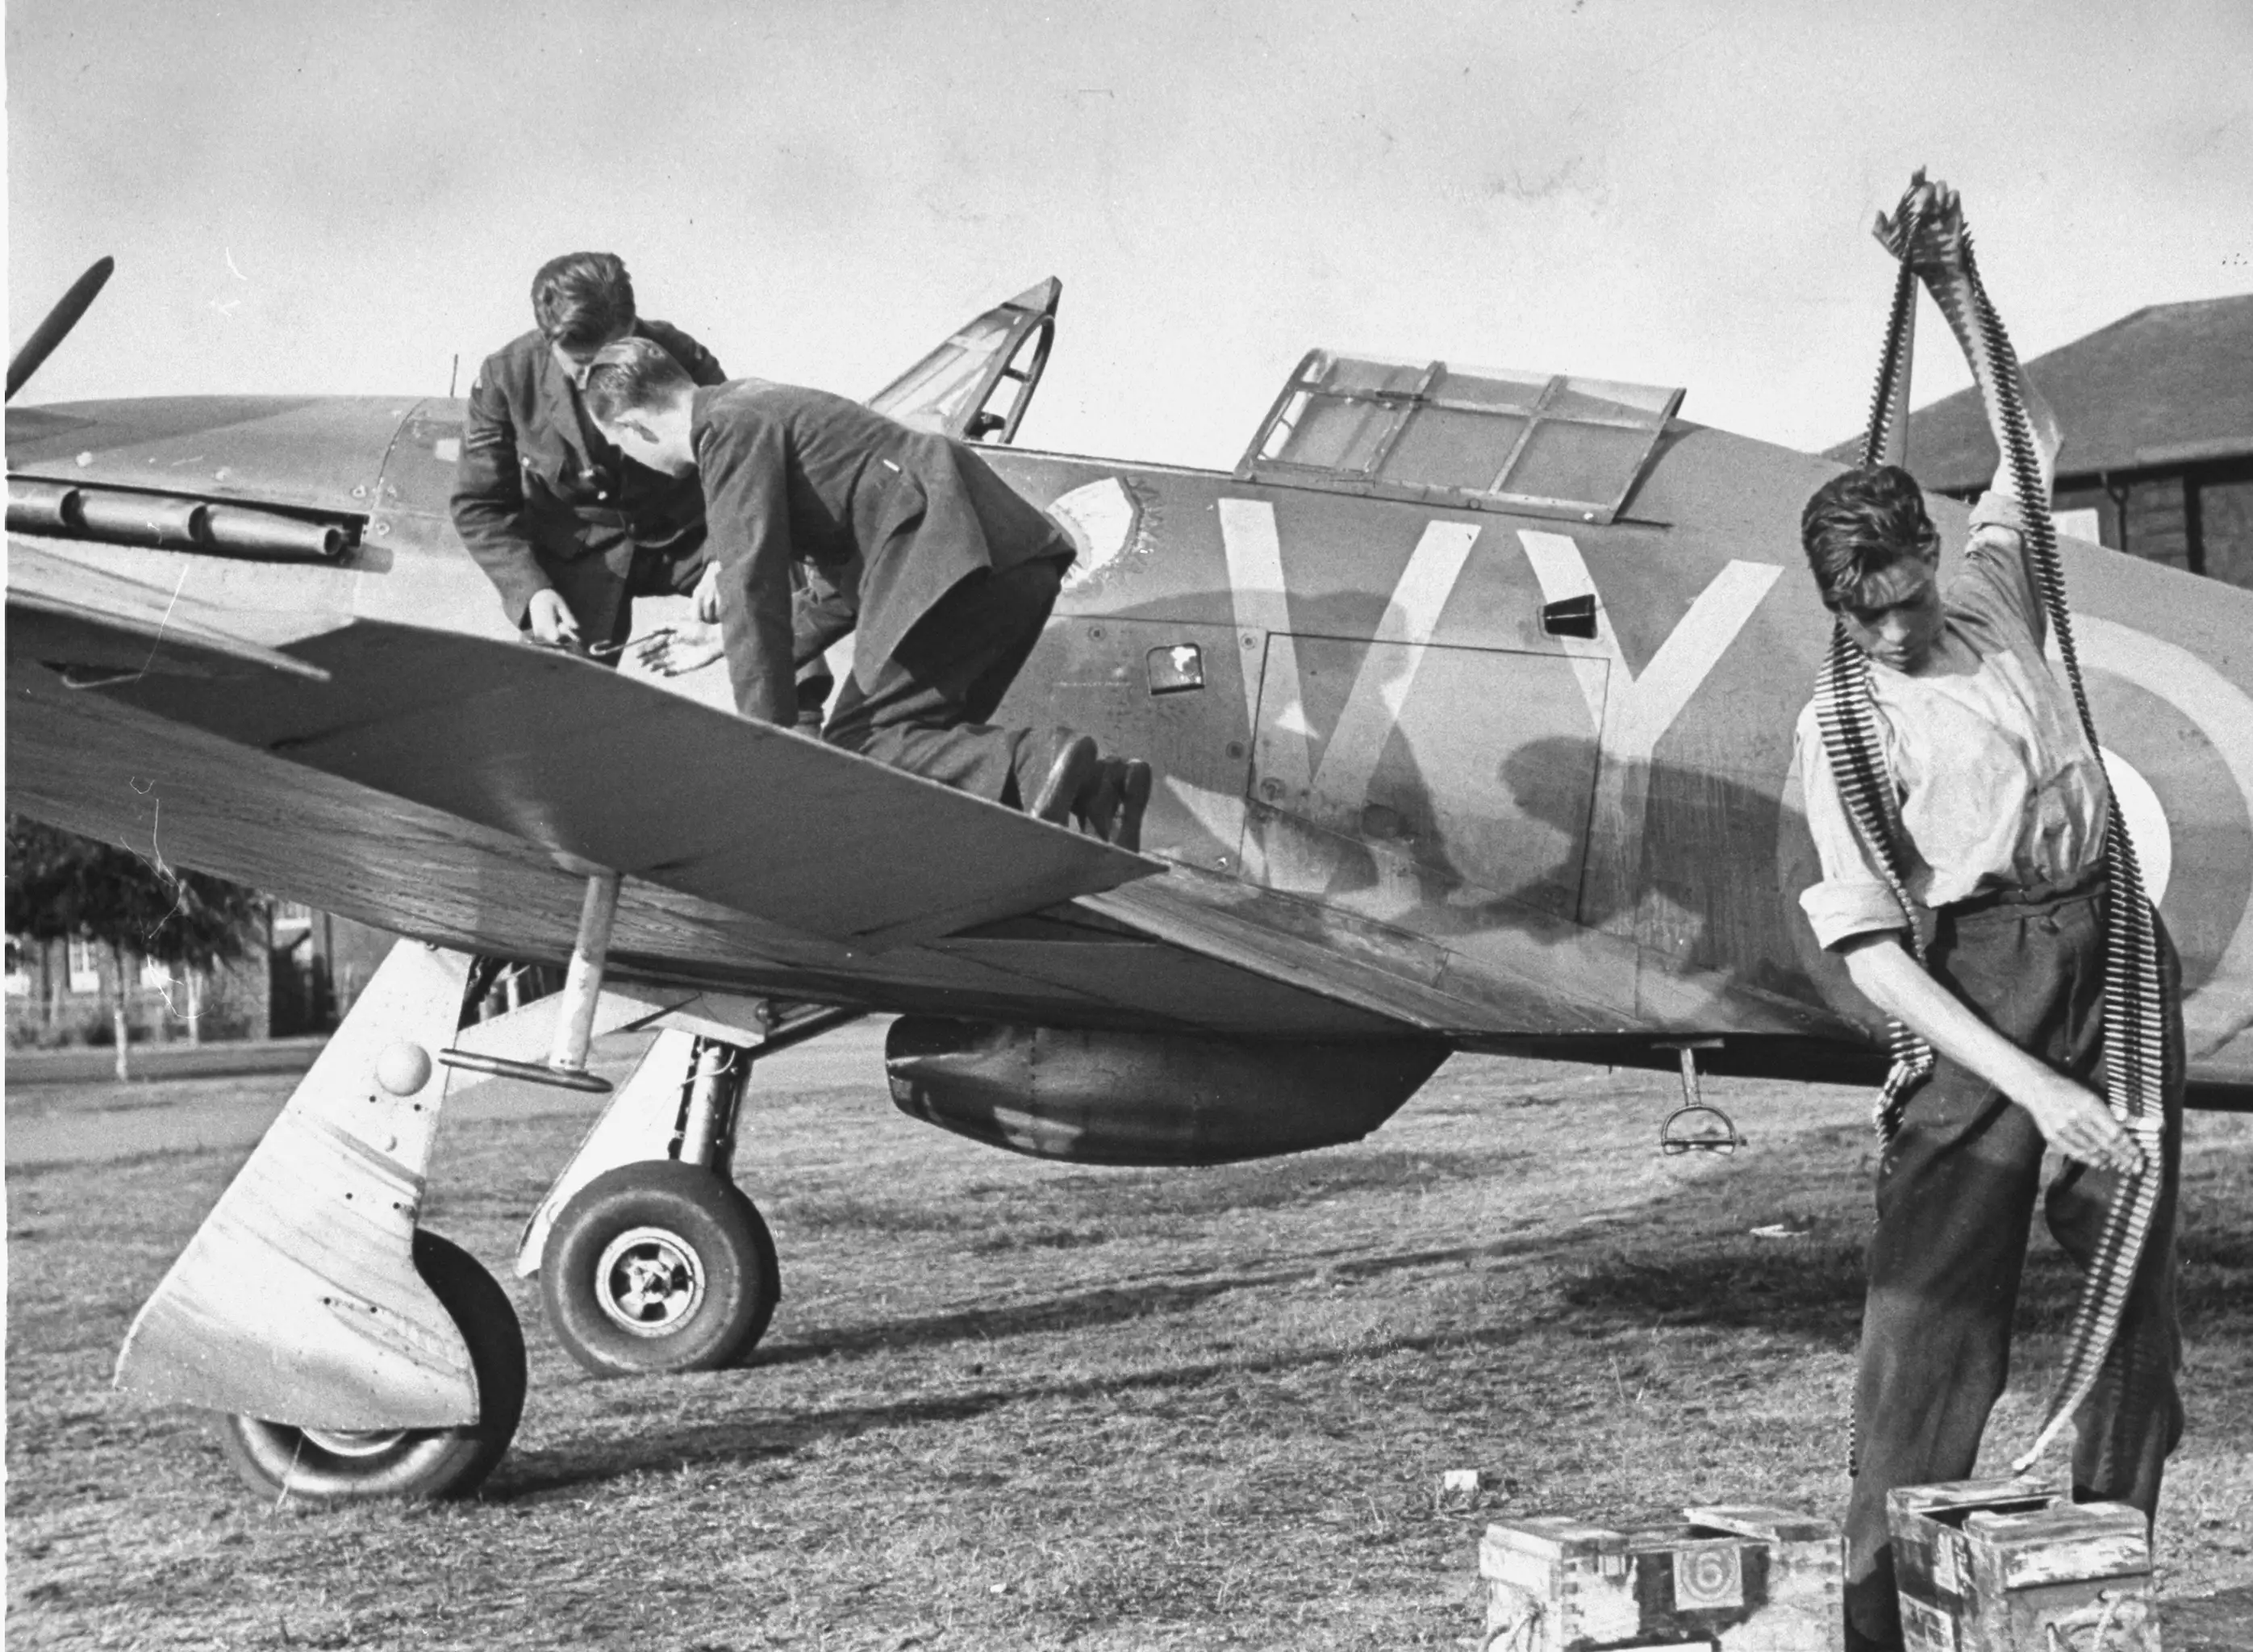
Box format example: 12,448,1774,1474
1828,294,2253,589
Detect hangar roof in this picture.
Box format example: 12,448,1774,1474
1824,294,2253,490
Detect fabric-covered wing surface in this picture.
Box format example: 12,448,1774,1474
71,615,1152,952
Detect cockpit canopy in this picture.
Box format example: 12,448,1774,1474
1237,352,1683,525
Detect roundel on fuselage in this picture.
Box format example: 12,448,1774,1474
2099,749,2171,906
1049,475,1160,593
2079,645,2253,1007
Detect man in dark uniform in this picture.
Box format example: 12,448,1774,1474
580,336,1149,843
450,252,730,654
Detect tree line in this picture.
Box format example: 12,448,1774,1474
6,816,265,1079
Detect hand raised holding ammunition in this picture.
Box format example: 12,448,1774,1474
1872,169,1970,275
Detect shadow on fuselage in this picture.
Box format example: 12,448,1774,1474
1013,582,1831,1019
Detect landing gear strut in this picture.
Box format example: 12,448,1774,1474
115,942,520,1507
521,1007,862,1378
115,878,865,1506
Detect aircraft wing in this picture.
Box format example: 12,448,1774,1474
6,559,1153,955
6,543,332,684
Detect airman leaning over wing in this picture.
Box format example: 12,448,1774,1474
582,336,1150,845
449,252,727,656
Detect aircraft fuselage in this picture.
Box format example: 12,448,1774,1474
10,386,2253,1094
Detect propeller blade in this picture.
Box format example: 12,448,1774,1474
7,256,115,401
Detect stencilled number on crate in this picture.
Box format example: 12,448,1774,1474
1672,1544,1746,1612
1898,1593,1958,1652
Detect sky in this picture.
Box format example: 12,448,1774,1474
7,0,2250,469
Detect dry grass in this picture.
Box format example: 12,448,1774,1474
8,1046,2251,1650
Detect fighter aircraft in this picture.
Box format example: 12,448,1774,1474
10,260,2253,1506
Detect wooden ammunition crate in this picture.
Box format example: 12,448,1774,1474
1480,1504,1842,1650
1887,1475,2158,1652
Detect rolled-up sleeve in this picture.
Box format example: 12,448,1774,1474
1794,703,1912,949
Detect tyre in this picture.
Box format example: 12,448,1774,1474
214,1230,527,1506
540,1159,779,1379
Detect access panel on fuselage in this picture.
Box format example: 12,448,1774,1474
1016,618,1256,873
1244,635,1608,926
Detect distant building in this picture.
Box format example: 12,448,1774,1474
6,903,396,1047
1829,294,2253,589
4,930,269,1048
267,903,398,1036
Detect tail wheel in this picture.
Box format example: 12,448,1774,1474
540,1159,779,1379
213,1231,527,1506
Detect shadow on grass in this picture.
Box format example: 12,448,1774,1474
490,1216,1873,1501
770,1146,1519,1238
1550,1218,2250,1344
741,1212,1599,1371
495,1133,2252,1504
491,1319,1526,1501
1555,1238,1867,1338
2178,1230,2253,1333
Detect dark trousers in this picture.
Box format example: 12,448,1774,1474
822,557,1074,806
1845,881,2184,1649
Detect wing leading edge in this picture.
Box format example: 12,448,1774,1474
6,583,1154,953
6,542,332,684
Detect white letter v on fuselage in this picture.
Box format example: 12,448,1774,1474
1217,503,1777,920
1518,528,1779,925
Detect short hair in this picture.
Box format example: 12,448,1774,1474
1800,465,1940,610
531,252,636,349
582,336,694,424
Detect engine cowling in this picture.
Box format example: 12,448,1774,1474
884,1018,1450,1166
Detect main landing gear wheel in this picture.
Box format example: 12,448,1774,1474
540,1160,780,1379
213,1231,528,1506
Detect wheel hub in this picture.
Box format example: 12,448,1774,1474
297,1425,411,1458
593,1225,706,1336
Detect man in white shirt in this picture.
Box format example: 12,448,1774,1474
1793,181,2183,1652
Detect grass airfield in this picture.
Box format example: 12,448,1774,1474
8,1024,2251,1650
